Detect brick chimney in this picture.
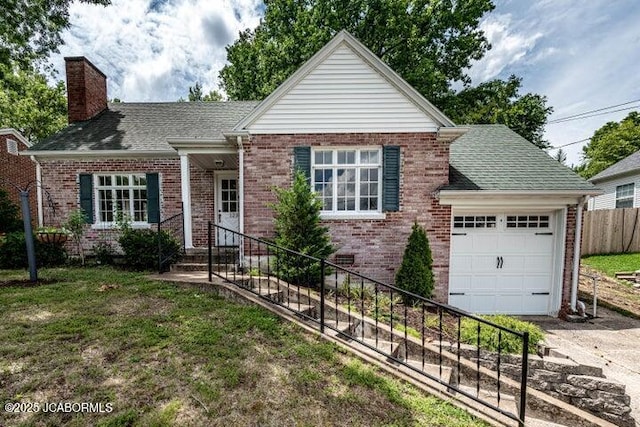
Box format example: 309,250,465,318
64,57,107,123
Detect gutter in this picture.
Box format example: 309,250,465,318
570,196,588,312
22,150,178,158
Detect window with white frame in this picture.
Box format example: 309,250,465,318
616,183,635,208
312,148,381,214
96,174,148,223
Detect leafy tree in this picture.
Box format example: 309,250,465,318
577,111,640,179
271,170,334,285
220,0,494,104
179,82,224,102
553,148,567,165
0,0,110,69
219,0,552,145
442,75,552,149
0,188,22,233
0,62,67,141
395,222,434,302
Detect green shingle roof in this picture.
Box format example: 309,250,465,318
30,101,259,152
445,125,597,192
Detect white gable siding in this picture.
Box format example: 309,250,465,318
588,174,640,210
247,45,437,134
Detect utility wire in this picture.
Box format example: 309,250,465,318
549,106,639,124
548,99,640,124
547,137,591,151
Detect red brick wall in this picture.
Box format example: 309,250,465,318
244,133,452,300
562,206,578,310
65,57,107,123
0,133,38,224
37,158,183,251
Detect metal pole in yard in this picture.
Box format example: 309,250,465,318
320,259,325,333
519,332,529,427
20,191,37,282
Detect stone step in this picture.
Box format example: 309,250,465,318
252,286,284,300
404,358,453,385
455,384,518,416
171,263,235,273
361,337,404,360
282,301,316,317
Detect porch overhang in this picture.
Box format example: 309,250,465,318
167,137,238,171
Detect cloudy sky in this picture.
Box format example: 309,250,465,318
48,0,640,167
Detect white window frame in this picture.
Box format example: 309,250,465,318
311,147,385,220
615,183,635,209
93,173,151,229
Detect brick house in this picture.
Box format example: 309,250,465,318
28,31,600,315
1,128,40,226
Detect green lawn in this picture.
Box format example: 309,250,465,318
0,267,487,427
581,252,640,277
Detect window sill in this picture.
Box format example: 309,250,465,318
91,222,152,230
320,213,386,221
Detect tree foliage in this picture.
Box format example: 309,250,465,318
0,62,67,141
178,82,224,102
219,0,552,146
577,112,640,179
395,222,434,302
0,188,23,233
221,0,494,103
0,0,110,68
271,170,334,285
443,75,552,148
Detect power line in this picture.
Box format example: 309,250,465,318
548,98,640,124
547,137,591,151
548,105,639,124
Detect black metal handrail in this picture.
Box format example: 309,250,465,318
208,222,529,425
157,204,185,273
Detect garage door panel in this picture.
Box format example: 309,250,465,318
449,212,555,315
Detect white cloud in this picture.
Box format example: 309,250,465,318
468,13,542,83
49,0,263,101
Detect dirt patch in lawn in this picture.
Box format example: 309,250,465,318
579,266,640,318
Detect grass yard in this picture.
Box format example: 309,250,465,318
581,252,640,277
0,267,487,427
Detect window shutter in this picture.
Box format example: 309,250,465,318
293,146,311,181
146,173,160,223
383,146,400,212
79,174,94,223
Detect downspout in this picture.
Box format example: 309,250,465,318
570,196,587,311
237,136,244,236
33,158,43,227
237,136,245,269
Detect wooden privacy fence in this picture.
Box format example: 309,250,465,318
582,207,640,255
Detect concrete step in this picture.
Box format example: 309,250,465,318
252,286,283,300
455,384,518,416
171,262,208,272
282,301,316,317
361,337,405,360
404,358,453,385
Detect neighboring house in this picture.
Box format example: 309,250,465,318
27,31,600,316
0,128,41,226
588,150,640,210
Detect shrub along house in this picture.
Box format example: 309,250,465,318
27,31,600,316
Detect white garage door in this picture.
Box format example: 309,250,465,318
449,214,555,315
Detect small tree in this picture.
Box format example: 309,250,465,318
271,170,334,285
63,208,87,265
395,222,434,303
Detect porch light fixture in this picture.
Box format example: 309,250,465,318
214,159,224,168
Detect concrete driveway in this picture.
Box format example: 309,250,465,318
527,307,640,425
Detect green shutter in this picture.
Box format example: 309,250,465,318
383,146,400,212
293,146,311,181
79,174,94,223
146,173,160,223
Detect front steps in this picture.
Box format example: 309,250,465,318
170,247,238,272
159,267,618,427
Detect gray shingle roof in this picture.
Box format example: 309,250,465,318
589,150,640,182
30,101,259,152
444,125,597,192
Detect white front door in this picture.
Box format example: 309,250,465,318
449,213,555,315
215,172,240,246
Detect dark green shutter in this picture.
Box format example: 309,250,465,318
79,174,94,223
146,173,160,223
383,146,400,212
293,146,311,181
